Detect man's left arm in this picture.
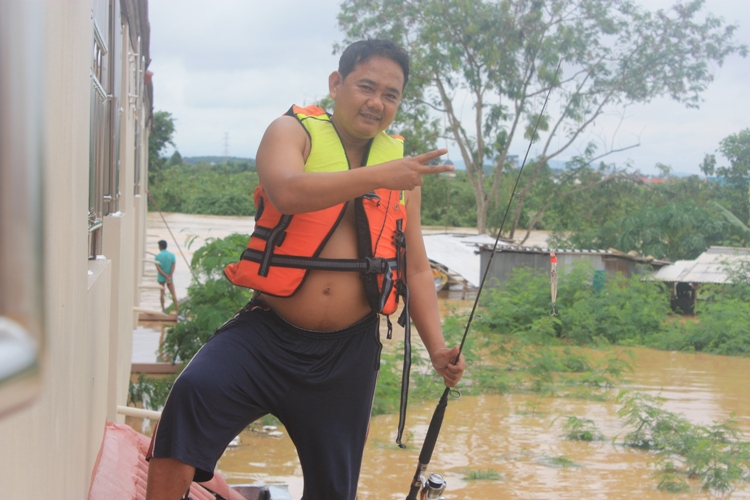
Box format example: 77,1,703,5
404,188,465,387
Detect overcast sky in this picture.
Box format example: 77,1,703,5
148,0,749,176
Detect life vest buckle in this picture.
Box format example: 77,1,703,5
364,256,387,274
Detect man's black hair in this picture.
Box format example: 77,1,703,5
158,240,167,250
338,39,410,88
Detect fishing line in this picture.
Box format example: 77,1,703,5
405,59,562,500
146,188,197,283
455,59,562,361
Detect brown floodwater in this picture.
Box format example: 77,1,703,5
144,214,749,498
217,346,750,499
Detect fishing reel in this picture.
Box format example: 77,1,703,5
418,472,447,500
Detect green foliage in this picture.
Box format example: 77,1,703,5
655,460,692,493
462,468,502,481
559,416,605,442
149,163,259,216
420,172,478,228
168,150,183,166
647,259,750,356
613,202,725,261
552,181,731,261
481,262,671,346
539,455,579,469
372,346,404,417
337,0,747,233
128,234,252,413
148,111,176,180
161,234,253,364
711,129,750,188
712,201,750,248
128,373,176,411
553,128,750,258
373,310,475,416
617,391,750,494
702,128,750,226
480,258,750,357
652,297,750,356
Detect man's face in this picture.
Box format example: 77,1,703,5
329,56,404,142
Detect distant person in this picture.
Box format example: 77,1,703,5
146,39,464,500
154,239,178,315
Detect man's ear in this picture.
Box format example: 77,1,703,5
328,71,343,99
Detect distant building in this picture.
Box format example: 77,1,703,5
637,176,666,184
650,246,750,314
477,245,669,289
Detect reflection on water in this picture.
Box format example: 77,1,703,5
218,347,750,499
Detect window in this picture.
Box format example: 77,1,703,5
88,0,121,259
130,36,145,196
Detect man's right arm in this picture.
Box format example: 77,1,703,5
256,116,453,214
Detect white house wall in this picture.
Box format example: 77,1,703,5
0,1,150,497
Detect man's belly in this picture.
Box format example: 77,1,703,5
259,269,373,331
259,201,376,331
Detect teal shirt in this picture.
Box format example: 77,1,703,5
155,250,176,283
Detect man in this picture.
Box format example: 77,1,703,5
155,239,178,315
146,39,465,500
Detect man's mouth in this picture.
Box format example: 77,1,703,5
360,112,382,121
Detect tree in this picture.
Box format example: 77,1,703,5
700,128,750,224
551,176,731,261
148,111,176,178
337,0,747,235
615,202,725,260
168,150,183,166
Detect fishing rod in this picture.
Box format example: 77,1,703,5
405,61,562,500
146,188,197,283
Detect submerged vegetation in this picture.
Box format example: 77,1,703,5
129,233,750,494
462,468,502,481
617,391,750,494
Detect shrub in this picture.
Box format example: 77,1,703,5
161,234,253,363
481,261,670,346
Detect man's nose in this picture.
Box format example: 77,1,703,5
367,94,384,111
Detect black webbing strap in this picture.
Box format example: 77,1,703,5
258,215,293,277
393,219,411,448
395,286,411,448
354,196,383,314
240,247,395,273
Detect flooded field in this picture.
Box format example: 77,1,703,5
145,213,750,499
215,348,750,500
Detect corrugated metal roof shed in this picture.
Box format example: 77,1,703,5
476,245,669,287
423,233,499,287
651,246,750,284
650,260,693,282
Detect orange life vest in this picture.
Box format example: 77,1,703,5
224,105,407,315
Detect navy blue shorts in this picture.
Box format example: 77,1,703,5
149,301,382,500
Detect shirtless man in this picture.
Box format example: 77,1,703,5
146,39,465,500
